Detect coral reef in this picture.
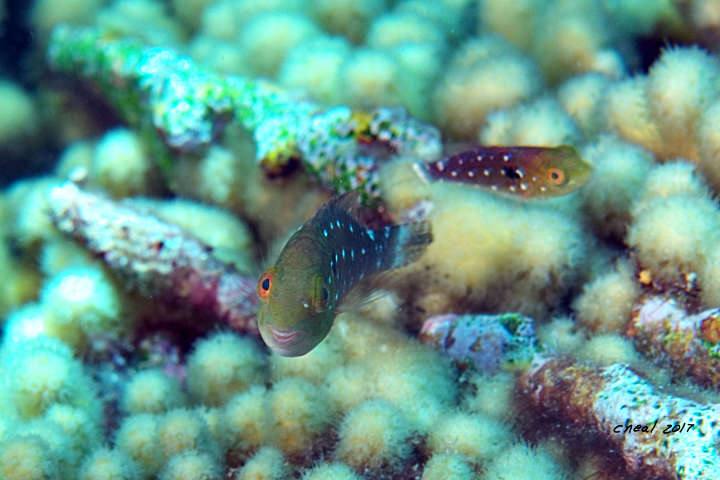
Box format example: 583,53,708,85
5,0,720,479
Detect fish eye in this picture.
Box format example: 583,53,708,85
257,270,273,300
547,168,566,185
501,166,522,180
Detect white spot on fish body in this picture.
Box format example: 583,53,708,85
349,225,354,232
367,230,374,240
476,155,483,162
361,248,366,255
323,229,328,237
483,169,491,177
335,253,339,263
468,170,476,178
302,302,309,309
342,249,346,259
328,276,332,284
516,168,525,178
503,154,510,162
509,185,517,193
532,176,538,182
540,186,548,192
435,161,445,172
520,182,528,191
351,249,355,259
451,170,458,177
491,185,498,191
336,220,341,228
330,223,334,230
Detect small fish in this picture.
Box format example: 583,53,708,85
257,194,431,356
413,145,592,199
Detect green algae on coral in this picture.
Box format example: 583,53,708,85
47,25,441,201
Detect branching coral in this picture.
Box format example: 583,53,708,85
521,356,720,479
47,182,259,335
629,295,720,388
47,25,441,200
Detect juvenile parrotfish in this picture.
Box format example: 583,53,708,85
413,145,592,199
257,195,431,357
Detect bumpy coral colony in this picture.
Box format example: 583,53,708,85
5,0,720,479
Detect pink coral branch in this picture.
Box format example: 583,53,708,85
48,182,259,336
521,356,720,479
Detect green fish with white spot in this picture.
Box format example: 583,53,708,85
257,194,432,356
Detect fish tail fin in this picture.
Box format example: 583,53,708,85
389,221,432,269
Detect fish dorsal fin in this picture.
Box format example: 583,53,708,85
325,191,361,216
308,192,363,236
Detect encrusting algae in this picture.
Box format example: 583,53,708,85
5,0,720,479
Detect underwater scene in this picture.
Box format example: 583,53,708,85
2,0,720,479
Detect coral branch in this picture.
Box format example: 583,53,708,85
521,357,720,479
47,26,441,199
628,295,720,388
47,182,259,335
419,312,537,372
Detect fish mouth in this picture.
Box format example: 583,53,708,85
267,325,301,346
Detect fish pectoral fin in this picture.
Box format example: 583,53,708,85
336,270,402,313
337,288,393,314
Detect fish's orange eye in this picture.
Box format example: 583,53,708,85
257,270,273,300
547,168,566,185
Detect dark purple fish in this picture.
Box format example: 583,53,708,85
413,145,592,198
